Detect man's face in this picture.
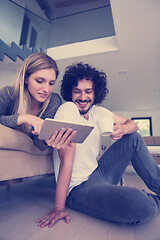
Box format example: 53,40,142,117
72,79,94,119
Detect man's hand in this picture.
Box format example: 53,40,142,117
112,115,138,140
111,123,124,140
36,208,70,228
46,128,77,149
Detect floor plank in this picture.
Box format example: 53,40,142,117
0,169,160,240
29,209,134,240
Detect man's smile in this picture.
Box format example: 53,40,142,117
75,100,91,108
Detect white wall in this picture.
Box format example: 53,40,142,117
107,0,160,111
0,57,22,88
114,109,160,136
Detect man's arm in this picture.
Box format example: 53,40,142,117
36,142,76,228
54,143,75,209
111,114,138,141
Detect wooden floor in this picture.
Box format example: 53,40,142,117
0,168,160,240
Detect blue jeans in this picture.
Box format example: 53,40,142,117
66,132,160,224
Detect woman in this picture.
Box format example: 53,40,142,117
0,52,76,148
0,52,76,224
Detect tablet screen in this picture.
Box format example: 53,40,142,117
38,118,94,144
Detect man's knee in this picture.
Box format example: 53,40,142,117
124,131,144,147
126,131,141,140
124,188,157,224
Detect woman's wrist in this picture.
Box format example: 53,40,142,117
17,114,24,125
17,114,30,125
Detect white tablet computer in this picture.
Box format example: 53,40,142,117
38,118,94,144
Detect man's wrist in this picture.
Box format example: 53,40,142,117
54,206,65,211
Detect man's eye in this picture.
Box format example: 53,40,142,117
86,90,93,94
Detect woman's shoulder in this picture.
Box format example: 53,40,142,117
50,92,62,105
45,93,62,114
0,86,14,99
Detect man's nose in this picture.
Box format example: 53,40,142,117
80,91,86,100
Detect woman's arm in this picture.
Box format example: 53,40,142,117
29,93,62,150
0,86,19,128
36,142,76,228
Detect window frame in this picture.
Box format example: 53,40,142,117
131,117,153,136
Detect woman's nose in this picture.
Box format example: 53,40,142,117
43,83,49,92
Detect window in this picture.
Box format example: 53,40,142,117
20,14,30,45
131,117,152,136
20,13,38,48
29,27,37,47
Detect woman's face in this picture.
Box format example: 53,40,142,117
26,68,56,104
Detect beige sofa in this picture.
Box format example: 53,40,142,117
0,124,54,182
1,123,160,183
143,136,160,165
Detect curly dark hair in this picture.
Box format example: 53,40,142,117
60,62,109,104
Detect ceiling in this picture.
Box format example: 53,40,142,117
42,0,109,20
10,0,108,21
1,0,160,114
54,0,105,8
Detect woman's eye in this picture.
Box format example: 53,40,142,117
49,82,55,86
36,79,43,83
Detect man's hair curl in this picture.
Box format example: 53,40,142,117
60,62,109,104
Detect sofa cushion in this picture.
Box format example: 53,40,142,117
143,136,160,146
143,136,154,145
0,149,54,181
0,124,52,155
147,146,160,155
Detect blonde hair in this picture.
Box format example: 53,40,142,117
13,52,59,132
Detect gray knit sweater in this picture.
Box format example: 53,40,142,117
0,86,62,150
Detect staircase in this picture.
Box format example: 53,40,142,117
0,39,45,62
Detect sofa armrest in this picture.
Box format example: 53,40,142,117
0,124,52,155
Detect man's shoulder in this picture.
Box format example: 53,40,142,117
91,104,110,112
91,105,113,116
58,102,78,111
55,102,80,121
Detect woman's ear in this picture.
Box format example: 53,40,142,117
24,78,28,84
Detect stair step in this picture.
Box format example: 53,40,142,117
0,39,45,62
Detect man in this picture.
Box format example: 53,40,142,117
37,63,160,228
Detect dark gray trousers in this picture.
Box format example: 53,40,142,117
66,132,160,224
